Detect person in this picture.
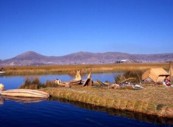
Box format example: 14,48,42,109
163,76,171,87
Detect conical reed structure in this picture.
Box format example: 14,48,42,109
169,62,173,82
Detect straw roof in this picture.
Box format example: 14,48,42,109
142,68,169,83
169,62,173,77
74,70,81,81
169,62,173,82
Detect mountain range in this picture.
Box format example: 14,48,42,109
0,51,173,66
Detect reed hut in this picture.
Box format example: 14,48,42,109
142,68,169,83
74,70,81,81
169,62,173,82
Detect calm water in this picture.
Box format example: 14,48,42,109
0,73,172,127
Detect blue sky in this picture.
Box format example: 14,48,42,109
0,0,173,59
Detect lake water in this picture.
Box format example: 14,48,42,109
0,73,172,127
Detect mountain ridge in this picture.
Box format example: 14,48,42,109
1,51,173,66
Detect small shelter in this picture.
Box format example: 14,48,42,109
142,68,169,83
83,72,93,86
74,70,81,81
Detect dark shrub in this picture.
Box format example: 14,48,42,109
20,78,42,89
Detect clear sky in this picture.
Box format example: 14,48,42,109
0,0,173,60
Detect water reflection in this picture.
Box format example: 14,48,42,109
0,95,47,104
51,97,173,125
0,96,4,105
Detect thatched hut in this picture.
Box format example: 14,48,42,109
169,62,173,82
142,68,169,83
74,70,81,81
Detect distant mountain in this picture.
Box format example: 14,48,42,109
0,51,173,66
12,51,46,60
2,51,59,66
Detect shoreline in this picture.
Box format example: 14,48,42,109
43,85,173,119
52,97,173,125
2,63,169,75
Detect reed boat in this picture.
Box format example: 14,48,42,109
0,71,5,75
54,79,82,87
0,89,49,98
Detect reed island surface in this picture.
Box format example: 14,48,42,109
2,63,173,120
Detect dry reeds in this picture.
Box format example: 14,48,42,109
3,63,169,75
115,71,143,84
45,80,58,88
19,78,58,89
43,85,173,118
19,77,42,89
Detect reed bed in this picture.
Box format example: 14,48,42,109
18,68,173,119
6,63,173,118
43,85,173,118
51,98,172,125
3,63,169,75
44,86,173,118
19,77,58,89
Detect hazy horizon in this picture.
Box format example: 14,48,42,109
1,50,173,60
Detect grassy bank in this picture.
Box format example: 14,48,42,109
2,63,169,75
43,85,173,119
52,98,173,125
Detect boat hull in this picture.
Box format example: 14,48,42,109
0,71,5,75
1,89,49,98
